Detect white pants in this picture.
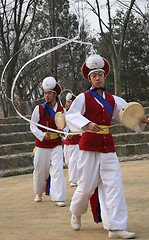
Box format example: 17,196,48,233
64,144,79,184
70,151,127,230
33,145,66,202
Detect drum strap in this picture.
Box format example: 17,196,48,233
86,90,113,119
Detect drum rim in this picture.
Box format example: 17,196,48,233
119,102,144,128
55,112,66,130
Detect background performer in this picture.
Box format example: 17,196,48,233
30,76,66,207
64,92,81,187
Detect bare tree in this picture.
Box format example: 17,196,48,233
0,0,38,116
83,0,138,96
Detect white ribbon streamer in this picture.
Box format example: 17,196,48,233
2,22,95,135
10,34,92,135
1,36,94,97
1,36,94,102
59,89,73,107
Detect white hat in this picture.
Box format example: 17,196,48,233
42,77,61,95
82,54,110,79
66,92,76,102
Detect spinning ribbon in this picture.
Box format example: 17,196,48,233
0,21,95,136
59,88,73,107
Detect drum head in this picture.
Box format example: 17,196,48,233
55,112,66,130
119,102,144,128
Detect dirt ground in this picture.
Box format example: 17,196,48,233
0,160,149,240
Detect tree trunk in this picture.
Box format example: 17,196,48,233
112,55,121,97
6,81,17,117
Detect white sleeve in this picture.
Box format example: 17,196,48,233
66,93,91,133
30,105,46,141
113,95,128,122
113,95,145,132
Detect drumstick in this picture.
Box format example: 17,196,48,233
102,117,149,130
46,121,49,133
102,124,122,129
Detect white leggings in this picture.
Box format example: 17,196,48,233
33,145,66,202
64,144,79,184
70,151,127,230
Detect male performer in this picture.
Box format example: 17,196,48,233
30,76,66,207
66,54,148,238
64,92,81,187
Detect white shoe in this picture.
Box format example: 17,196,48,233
34,194,42,202
55,201,66,207
109,230,136,239
71,214,81,231
70,182,77,187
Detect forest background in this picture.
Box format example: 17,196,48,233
0,0,148,117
